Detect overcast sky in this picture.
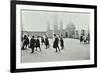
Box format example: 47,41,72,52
22,10,90,32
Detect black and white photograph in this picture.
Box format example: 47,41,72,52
21,10,90,63
10,1,97,72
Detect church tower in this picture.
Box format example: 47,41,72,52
46,21,53,38
53,14,59,34
47,21,50,31
59,20,63,36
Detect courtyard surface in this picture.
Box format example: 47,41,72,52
21,38,90,63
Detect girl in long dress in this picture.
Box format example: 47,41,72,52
80,34,83,44
35,36,41,51
44,35,49,49
22,35,29,50
60,35,64,50
53,34,60,52
30,35,36,53
41,36,44,45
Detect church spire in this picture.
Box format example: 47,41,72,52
47,20,50,31
60,20,63,30
53,13,59,34
59,20,63,35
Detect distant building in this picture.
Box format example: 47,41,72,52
47,21,53,38
47,20,76,38
75,29,90,39
46,21,89,39
75,30,79,39
22,14,89,39
65,23,76,38
22,31,46,38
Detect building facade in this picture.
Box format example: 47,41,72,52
47,21,76,38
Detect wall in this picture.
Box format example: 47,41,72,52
0,0,99,73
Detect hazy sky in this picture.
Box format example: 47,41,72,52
22,10,90,31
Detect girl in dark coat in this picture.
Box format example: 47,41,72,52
60,35,64,50
45,36,49,49
22,35,29,50
86,34,90,44
35,36,41,51
53,34,60,52
80,34,83,44
41,36,44,45
30,35,36,53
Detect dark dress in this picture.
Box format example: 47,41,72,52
45,38,49,46
86,35,90,43
41,37,44,43
30,38,36,49
53,37,59,48
22,35,29,50
80,35,83,42
35,39,40,47
23,37,29,46
60,38,64,47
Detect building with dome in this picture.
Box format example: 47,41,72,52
47,20,76,38
64,23,76,38
46,19,89,39
22,14,89,39
22,19,89,39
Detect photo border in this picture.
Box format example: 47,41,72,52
10,0,97,72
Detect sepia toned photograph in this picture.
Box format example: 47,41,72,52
21,10,90,63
